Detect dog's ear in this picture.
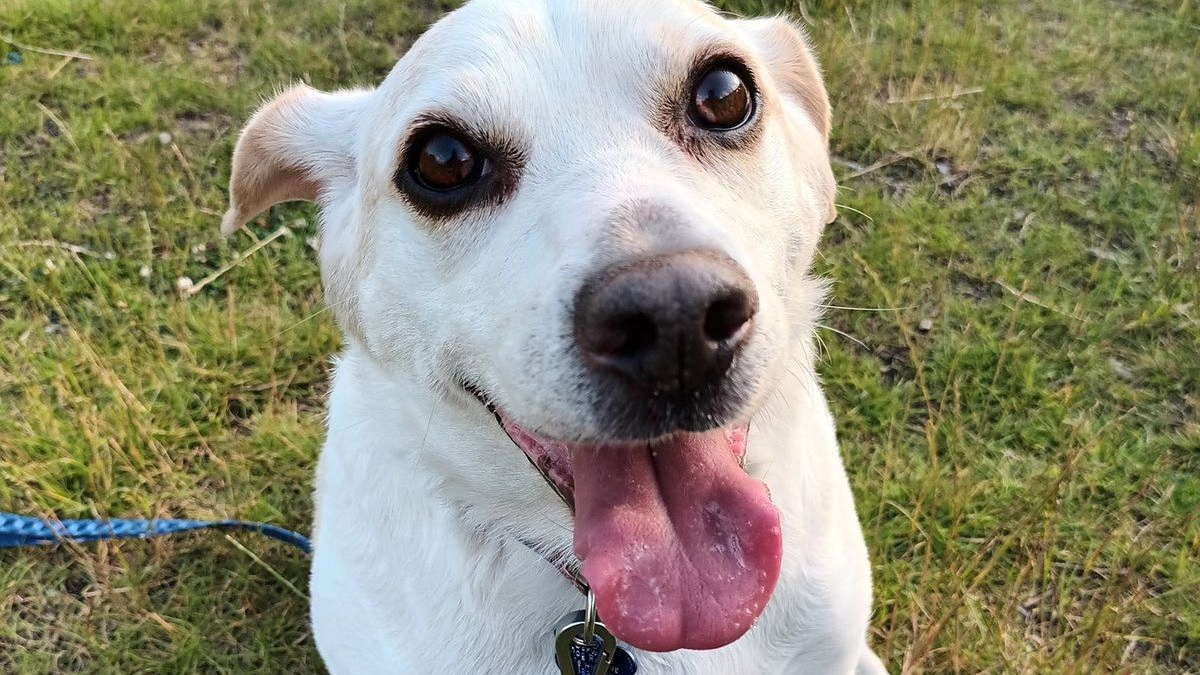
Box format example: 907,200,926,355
221,84,369,235
741,17,831,143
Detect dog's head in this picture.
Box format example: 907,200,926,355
223,0,835,654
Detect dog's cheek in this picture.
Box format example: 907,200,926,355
479,276,602,439
778,99,838,230
735,126,831,379
336,212,459,388
752,115,831,280
781,183,828,274
318,197,370,344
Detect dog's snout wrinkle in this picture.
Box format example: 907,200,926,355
574,251,757,396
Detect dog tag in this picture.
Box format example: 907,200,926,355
553,593,637,675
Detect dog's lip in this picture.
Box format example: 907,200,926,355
463,379,754,522
463,382,577,505
464,382,495,412
462,381,750,465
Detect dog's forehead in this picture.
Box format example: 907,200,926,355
376,0,744,128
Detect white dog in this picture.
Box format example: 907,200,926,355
221,0,888,673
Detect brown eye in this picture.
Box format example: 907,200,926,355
412,132,483,191
690,67,754,131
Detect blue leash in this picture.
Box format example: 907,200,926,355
0,511,637,673
0,511,311,553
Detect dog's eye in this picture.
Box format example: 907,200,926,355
689,67,754,131
411,131,485,191
395,123,521,219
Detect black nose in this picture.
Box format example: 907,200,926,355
574,251,758,394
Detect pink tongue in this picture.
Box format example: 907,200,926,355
571,429,782,652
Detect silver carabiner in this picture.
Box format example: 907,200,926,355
580,590,598,646
553,589,619,675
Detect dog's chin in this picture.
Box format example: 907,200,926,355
475,390,783,654
582,374,760,443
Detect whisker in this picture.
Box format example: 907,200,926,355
415,401,439,465
817,324,872,352
539,510,573,536
813,330,830,361
785,363,816,404
275,298,353,338
833,203,874,222
815,303,915,313
328,415,375,436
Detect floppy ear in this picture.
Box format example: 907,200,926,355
741,17,832,144
221,84,369,235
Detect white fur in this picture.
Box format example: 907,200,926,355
224,0,889,673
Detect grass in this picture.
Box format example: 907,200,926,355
0,0,1196,672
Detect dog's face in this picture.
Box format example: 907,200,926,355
224,0,835,655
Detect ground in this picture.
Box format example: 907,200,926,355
0,0,1197,673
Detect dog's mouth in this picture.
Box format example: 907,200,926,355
484,398,783,653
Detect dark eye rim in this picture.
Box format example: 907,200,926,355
686,57,760,134
394,120,520,219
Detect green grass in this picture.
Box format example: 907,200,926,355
1,0,1197,672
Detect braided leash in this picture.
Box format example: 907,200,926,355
0,512,636,673
0,512,311,553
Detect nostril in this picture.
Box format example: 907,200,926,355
575,251,758,393
603,313,657,359
704,292,755,344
